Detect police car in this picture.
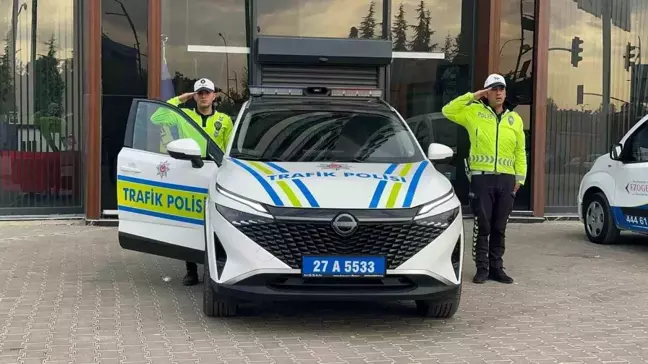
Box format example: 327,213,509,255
117,85,464,318
578,113,648,244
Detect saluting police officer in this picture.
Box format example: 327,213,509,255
152,78,234,286
441,73,527,284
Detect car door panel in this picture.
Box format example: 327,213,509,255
612,121,648,232
117,99,223,263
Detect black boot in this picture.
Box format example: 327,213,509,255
183,262,199,286
472,268,489,284
489,267,513,284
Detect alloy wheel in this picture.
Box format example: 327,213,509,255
586,200,605,237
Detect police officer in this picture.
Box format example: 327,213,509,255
441,74,527,285
151,78,234,286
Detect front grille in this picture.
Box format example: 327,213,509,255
235,222,446,269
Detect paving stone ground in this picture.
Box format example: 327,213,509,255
1,220,648,364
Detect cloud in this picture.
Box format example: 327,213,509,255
0,0,76,64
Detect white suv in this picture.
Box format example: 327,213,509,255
578,113,648,244
117,86,465,318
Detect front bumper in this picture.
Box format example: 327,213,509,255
210,273,461,302
206,194,464,301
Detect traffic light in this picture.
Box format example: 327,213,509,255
624,42,637,71
570,36,584,67
576,84,584,105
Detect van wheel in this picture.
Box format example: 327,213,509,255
415,285,461,318
584,192,619,244
203,251,238,317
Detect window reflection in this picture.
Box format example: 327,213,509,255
257,0,384,39
544,0,648,212
101,0,148,96
161,0,249,119
101,0,149,211
498,0,534,211
0,0,82,213
390,0,463,52
389,0,475,206
173,0,248,47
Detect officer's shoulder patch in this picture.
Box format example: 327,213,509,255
508,115,515,125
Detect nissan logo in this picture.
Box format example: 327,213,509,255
331,213,358,237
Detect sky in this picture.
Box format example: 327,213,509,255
0,0,76,64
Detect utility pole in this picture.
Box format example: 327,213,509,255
31,0,37,64
602,0,611,146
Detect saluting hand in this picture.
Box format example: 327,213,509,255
473,88,491,100
178,92,196,103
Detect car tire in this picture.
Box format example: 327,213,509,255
415,284,462,318
203,250,238,317
583,192,620,244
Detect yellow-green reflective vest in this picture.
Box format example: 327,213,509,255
441,92,527,185
151,96,234,156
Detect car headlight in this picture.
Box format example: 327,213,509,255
414,206,460,227
215,204,274,226
215,184,274,225
414,192,459,228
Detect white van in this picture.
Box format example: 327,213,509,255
578,113,648,243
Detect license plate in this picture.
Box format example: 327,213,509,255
301,256,386,277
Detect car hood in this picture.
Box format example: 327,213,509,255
215,158,453,209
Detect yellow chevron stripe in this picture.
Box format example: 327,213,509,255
246,161,302,207
276,181,302,207
385,163,413,208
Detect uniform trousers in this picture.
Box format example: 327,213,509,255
469,173,516,271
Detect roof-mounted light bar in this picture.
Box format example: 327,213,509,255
249,86,304,96
248,85,383,98
329,88,382,98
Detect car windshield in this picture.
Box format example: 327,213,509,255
229,106,425,163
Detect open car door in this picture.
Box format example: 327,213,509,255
117,99,224,264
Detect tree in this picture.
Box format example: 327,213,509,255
0,33,15,119
408,1,437,52
442,33,456,62
33,35,65,152
34,35,64,116
391,3,408,51
359,0,378,39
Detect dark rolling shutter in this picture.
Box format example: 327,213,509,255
254,36,392,89
260,65,380,88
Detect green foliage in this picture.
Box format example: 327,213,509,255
391,3,408,51
0,33,15,118
359,0,378,39
409,2,437,52
34,35,64,118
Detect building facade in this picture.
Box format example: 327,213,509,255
0,0,646,220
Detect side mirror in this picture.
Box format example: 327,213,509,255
428,143,454,162
167,138,204,168
610,143,623,161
